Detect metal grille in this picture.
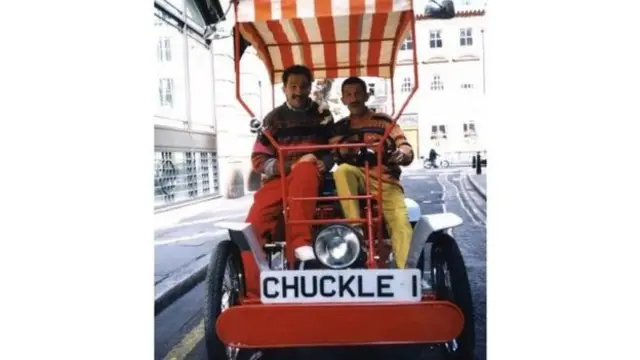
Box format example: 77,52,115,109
154,150,220,208
200,152,210,194
186,152,198,197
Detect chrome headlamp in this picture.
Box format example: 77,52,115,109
313,224,362,269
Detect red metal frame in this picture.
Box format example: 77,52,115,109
214,3,467,349
216,1,464,348
235,11,420,268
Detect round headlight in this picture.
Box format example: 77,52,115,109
313,224,362,269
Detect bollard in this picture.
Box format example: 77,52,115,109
472,156,476,168
475,152,482,175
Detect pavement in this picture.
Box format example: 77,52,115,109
154,168,487,360
465,169,487,199
154,193,255,314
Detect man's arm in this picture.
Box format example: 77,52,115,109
251,110,286,177
389,123,415,166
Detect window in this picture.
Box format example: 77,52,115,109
460,28,473,46
157,37,172,62
429,30,442,48
400,33,413,51
430,75,444,91
159,78,174,107
430,125,447,139
401,77,412,93
368,82,376,96
461,83,473,89
463,122,477,138
430,125,448,147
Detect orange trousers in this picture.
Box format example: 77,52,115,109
245,162,320,259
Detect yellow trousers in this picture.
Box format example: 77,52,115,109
332,164,412,268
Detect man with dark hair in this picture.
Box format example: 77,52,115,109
246,64,334,266
330,76,414,269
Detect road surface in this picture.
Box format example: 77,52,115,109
154,168,487,360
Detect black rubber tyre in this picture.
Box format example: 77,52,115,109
440,160,450,168
430,232,476,360
204,239,261,360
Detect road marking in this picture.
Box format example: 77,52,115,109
163,319,205,360
458,176,486,223
155,229,228,246
435,174,453,236
440,173,480,227
155,211,248,233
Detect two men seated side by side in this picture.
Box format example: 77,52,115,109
246,66,414,269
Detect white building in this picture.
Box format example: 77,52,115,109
153,0,272,208
392,0,487,164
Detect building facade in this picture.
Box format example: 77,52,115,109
153,0,272,208
392,0,487,164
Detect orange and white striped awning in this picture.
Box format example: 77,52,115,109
235,0,415,83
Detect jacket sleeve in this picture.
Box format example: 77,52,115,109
251,110,283,177
389,123,415,166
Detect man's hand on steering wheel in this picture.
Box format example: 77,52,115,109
389,148,411,164
334,128,397,167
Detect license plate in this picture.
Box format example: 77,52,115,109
260,269,422,304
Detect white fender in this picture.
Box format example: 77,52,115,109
405,213,464,269
422,212,463,233
404,198,421,222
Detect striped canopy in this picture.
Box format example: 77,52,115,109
235,0,415,83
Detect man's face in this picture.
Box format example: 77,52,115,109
341,83,369,116
283,74,311,109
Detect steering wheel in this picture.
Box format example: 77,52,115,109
334,127,397,167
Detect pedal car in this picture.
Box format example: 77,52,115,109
203,0,474,359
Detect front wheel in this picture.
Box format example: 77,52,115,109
430,232,475,360
440,160,450,168
204,239,262,360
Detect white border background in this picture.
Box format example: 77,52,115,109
1,0,640,359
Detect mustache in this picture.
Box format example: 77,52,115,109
349,102,363,107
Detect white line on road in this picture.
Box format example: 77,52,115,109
435,173,453,236
155,229,229,246
458,175,486,224
155,211,247,233
440,173,480,227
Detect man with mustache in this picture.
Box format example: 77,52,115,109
246,65,334,268
330,76,414,269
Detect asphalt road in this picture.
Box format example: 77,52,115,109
154,168,487,360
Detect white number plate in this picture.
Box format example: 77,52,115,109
260,269,422,304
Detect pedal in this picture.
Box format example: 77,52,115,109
264,242,287,270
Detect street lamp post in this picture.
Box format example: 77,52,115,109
481,28,486,95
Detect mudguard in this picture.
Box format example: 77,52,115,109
404,213,463,286
215,221,269,270
405,198,421,222
214,221,269,297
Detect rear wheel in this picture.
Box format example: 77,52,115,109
204,239,262,360
430,232,475,360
